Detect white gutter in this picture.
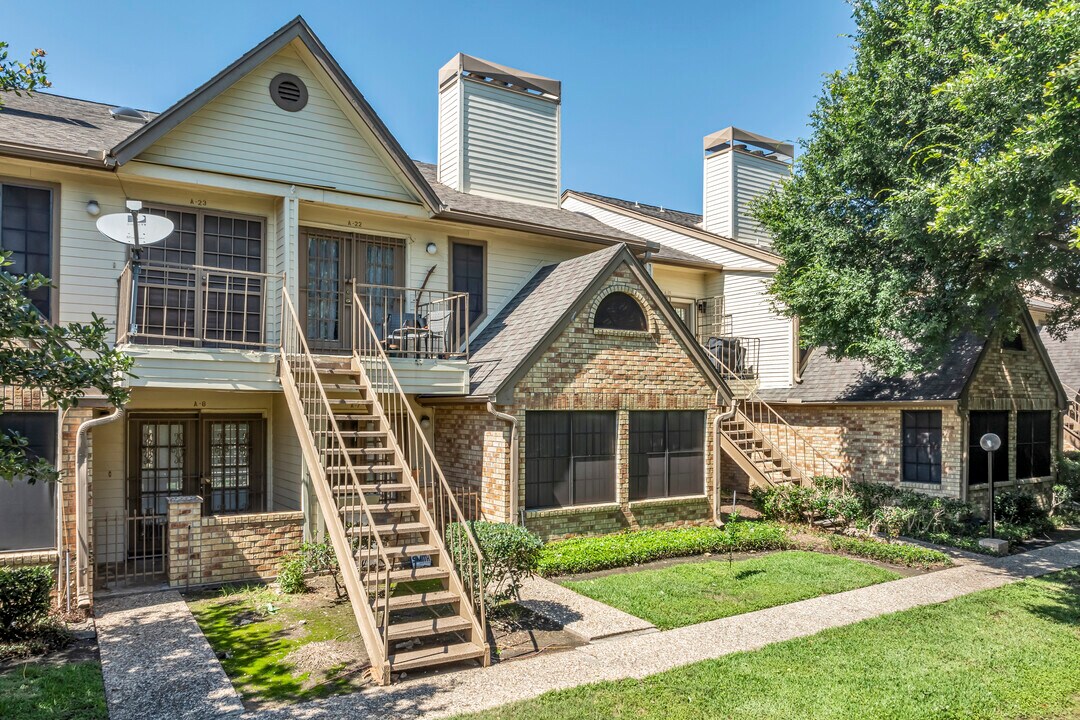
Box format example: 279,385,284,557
75,407,124,607
486,402,520,525
713,395,739,527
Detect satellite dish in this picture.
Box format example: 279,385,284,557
96,212,173,247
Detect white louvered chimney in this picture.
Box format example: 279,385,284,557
437,53,561,208
702,127,793,247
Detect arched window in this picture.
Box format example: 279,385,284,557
594,292,647,331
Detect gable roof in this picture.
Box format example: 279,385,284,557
564,189,782,266
108,16,441,211
464,244,729,404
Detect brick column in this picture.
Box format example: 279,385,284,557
166,496,203,587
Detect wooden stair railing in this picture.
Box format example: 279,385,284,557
703,344,844,487
279,293,487,685
1064,383,1080,449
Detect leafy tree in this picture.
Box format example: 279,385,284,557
755,0,1080,374
0,42,131,483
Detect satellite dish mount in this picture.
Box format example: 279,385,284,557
96,201,175,336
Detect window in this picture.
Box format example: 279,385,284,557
967,411,1008,486
630,411,705,500
0,412,58,551
902,411,942,484
451,240,485,337
594,292,647,331
1001,333,1025,351
525,411,616,509
0,184,53,320
1017,411,1052,479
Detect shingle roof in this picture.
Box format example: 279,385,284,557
467,244,624,397
415,163,647,246
573,190,707,232
649,244,718,267
0,91,150,159
1040,327,1080,391
757,335,987,403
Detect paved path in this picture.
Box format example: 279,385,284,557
96,591,244,720
94,540,1080,720
516,575,657,641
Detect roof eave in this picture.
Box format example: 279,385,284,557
434,208,649,249
0,141,114,169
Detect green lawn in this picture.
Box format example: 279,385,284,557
459,568,1080,720
561,550,900,629
0,662,107,720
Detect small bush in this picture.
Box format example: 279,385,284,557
277,554,306,594
298,540,344,597
447,521,543,611
0,615,70,661
0,565,53,640
827,535,952,569
537,522,792,576
994,490,1048,527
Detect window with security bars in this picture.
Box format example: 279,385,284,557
902,410,942,484
0,412,58,551
0,184,53,320
1016,411,1051,479
629,411,705,500
968,411,1008,486
525,411,616,509
134,207,264,346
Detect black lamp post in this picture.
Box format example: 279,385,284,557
979,432,1002,538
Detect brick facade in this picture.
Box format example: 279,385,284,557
166,496,303,587
436,263,722,541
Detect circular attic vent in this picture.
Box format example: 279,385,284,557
270,73,308,112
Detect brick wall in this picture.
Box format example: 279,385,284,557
435,405,512,522
166,497,303,587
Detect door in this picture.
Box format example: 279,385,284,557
202,417,266,515
300,228,406,351
968,411,1009,487
127,417,198,561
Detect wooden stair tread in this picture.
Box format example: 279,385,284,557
380,590,460,610
388,641,486,672
346,521,427,536
333,482,412,494
384,566,449,583
326,464,402,474
387,615,471,641
382,543,438,558
315,429,384,437
300,382,366,392
341,502,418,514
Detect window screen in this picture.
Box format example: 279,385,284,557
594,292,647,331
902,411,942,484
968,411,1008,486
630,411,704,500
525,411,615,509
1016,411,1051,479
0,412,58,551
1,184,53,319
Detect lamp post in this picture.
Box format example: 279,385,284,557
979,432,1002,538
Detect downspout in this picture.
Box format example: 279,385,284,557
75,407,124,607
713,391,739,527
792,317,804,384
486,402,520,525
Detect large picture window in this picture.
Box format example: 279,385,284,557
0,184,54,320
629,411,705,500
525,411,616,509
902,411,942,484
1016,411,1052,479
0,412,58,551
968,411,1008,486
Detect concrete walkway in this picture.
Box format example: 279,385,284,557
96,591,244,720
516,575,657,641
93,540,1080,720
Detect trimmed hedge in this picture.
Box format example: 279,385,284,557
0,565,53,640
827,535,952,569
537,522,792,577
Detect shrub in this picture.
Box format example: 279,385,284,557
298,540,344,597
1051,452,1080,520
827,535,952,569
536,522,792,576
993,490,1048,527
0,565,53,640
447,521,543,611
277,554,306,594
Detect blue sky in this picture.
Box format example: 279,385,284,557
8,1,855,213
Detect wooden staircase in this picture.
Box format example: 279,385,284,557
279,294,488,684
1064,384,1080,451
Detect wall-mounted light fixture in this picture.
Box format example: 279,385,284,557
419,415,432,430
426,242,438,255
86,200,101,216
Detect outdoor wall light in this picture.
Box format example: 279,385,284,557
419,415,432,429
426,242,438,255
86,200,101,216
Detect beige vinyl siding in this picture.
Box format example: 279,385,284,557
724,270,792,389
702,150,732,237
437,80,461,190
271,393,303,511
651,264,707,302
730,151,787,248
139,46,416,202
460,79,560,207
124,349,280,391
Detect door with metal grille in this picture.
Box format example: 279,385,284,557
202,417,265,515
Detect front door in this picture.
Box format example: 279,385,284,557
127,416,198,562
202,417,266,515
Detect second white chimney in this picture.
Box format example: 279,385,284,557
438,53,561,208
702,127,792,247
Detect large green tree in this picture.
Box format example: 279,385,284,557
0,43,131,484
756,0,1080,374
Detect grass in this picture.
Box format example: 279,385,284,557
537,522,792,576
561,551,900,629
0,661,107,720
457,568,1080,720
826,535,952,568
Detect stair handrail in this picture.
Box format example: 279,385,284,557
1064,382,1080,439
350,287,488,640
279,291,395,673
703,343,844,482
